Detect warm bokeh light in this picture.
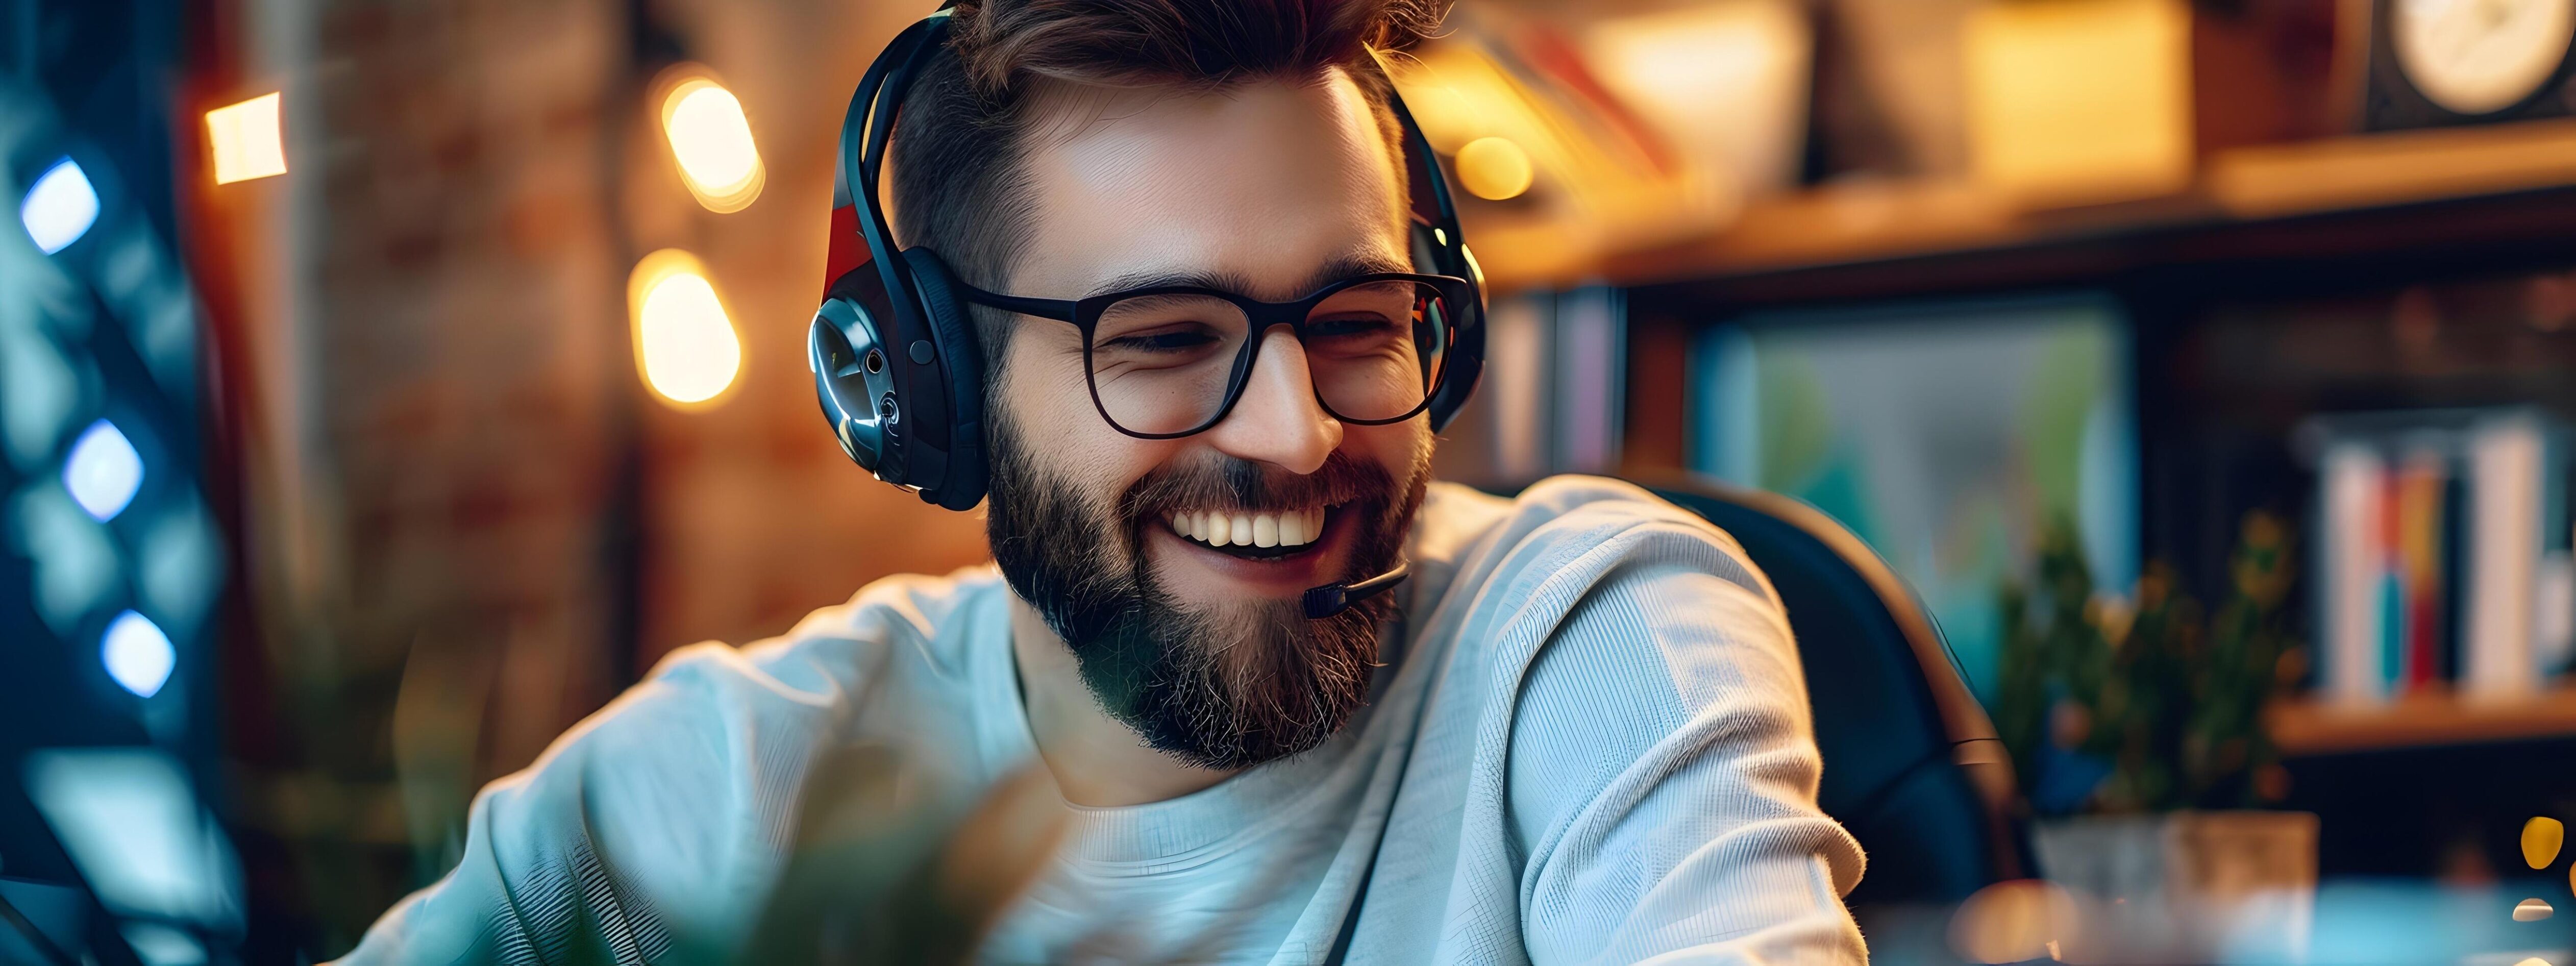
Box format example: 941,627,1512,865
659,75,764,213
206,92,287,184
2524,816,2564,869
627,249,742,407
1455,136,1533,201
2515,898,2555,922
1578,1,1812,195
1948,879,2078,964
20,157,99,254
1964,0,2192,206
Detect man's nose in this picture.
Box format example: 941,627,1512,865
1205,327,1341,475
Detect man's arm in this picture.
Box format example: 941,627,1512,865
332,641,849,965
1508,525,1868,965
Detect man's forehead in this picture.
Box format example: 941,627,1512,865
1080,250,1414,302
1014,71,1409,299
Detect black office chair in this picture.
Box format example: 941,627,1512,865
1643,477,2032,944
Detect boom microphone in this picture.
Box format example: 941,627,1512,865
1301,562,1409,620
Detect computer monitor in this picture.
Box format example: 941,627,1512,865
1692,294,2140,704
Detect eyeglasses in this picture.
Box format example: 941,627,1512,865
959,272,1472,440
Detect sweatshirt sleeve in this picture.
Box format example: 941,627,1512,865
1506,519,1869,966
330,640,854,965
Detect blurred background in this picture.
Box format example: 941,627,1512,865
8,0,2576,962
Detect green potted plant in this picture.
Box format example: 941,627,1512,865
1994,511,2318,961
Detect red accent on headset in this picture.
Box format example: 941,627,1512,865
824,203,866,298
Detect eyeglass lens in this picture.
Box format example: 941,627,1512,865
1084,281,1451,437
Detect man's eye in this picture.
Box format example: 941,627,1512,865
1306,316,1398,341
1103,328,1221,354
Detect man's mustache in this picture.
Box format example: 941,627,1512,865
1115,450,1395,525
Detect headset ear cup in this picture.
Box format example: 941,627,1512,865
1424,238,1485,434
900,247,988,510
1427,317,1483,434
812,264,909,483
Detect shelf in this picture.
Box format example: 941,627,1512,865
2266,687,2576,757
2207,120,2576,220
1481,117,2576,298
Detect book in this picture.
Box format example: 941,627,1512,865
2307,410,2569,705
2396,450,2446,689
2462,415,2546,701
2319,441,2387,705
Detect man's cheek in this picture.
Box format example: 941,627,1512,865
1349,424,1430,497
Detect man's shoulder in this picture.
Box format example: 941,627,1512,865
1504,474,1723,534
646,563,1010,701
340,566,1018,964
514,564,1010,786
764,562,1011,660
548,565,1012,794
1405,475,1784,698
1416,475,1759,597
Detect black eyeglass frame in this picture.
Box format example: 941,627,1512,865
956,271,1477,440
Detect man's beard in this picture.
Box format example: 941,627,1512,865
984,414,1429,771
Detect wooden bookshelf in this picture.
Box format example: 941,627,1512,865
2267,688,2576,757
1478,117,2576,296
2206,120,2576,220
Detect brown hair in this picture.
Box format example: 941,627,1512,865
888,0,1445,369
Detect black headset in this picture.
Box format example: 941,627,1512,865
809,5,1486,512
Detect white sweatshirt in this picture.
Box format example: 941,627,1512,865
338,476,1868,964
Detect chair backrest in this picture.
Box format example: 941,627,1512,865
1642,476,2030,911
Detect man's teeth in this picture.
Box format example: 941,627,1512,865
1168,507,1327,549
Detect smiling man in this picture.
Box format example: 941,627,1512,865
340,1,1866,963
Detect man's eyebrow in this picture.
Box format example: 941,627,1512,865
1083,252,1414,302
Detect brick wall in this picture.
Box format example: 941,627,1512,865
208,0,988,953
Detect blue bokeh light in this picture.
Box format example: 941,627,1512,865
23,747,244,926
64,419,144,521
20,157,100,254
102,610,175,698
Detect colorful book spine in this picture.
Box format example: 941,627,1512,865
2463,416,2545,701
2397,452,2447,689
2312,413,2569,705
2320,442,2386,705
2374,463,2410,695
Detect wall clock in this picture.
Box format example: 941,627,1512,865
2364,0,2576,129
